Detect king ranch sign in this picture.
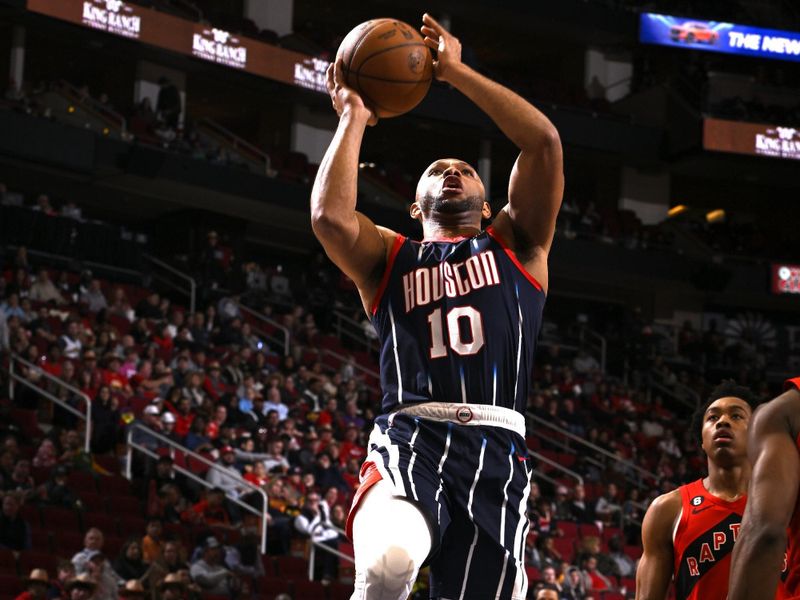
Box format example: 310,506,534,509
772,264,800,295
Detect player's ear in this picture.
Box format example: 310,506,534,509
410,202,422,221
481,201,491,220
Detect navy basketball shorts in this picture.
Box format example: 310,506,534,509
348,402,532,600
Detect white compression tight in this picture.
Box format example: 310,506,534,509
349,480,433,600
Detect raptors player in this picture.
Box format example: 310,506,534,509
729,377,800,600
636,381,785,600
311,13,563,600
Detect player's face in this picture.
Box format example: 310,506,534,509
701,396,752,462
413,158,488,220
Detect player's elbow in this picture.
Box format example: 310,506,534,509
310,209,344,239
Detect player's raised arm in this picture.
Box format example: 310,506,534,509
310,59,397,310
420,13,564,288
729,385,800,600
635,490,681,600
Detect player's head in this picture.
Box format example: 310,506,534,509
411,158,490,226
534,584,560,600
692,380,761,464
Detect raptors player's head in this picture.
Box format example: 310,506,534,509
411,158,491,227
691,380,762,467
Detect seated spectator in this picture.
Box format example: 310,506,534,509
569,483,594,524
117,581,146,599
156,573,185,600
83,552,119,600
58,321,83,360
294,489,339,583
0,493,31,551
108,288,134,321
141,519,163,564
581,555,612,593
71,528,107,574
80,280,107,314
42,465,79,508
6,459,36,502
607,535,635,578
90,386,120,454
312,451,348,492
189,537,239,595
135,293,163,320
182,488,232,527
112,539,148,582
29,269,65,305
205,446,246,500
561,566,590,600
48,560,75,600
594,482,622,526
63,574,96,600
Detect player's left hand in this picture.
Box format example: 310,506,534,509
421,13,463,83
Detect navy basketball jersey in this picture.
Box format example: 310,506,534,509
370,225,546,415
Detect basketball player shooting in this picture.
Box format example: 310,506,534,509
635,381,785,600
729,377,800,600
311,13,563,600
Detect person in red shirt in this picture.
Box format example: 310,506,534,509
203,362,227,402
168,396,195,438
729,377,800,600
14,569,49,600
637,380,784,600
338,424,366,466
181,488,231,527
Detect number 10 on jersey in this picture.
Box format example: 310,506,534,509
427,306,485,358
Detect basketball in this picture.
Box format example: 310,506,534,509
336,18,433,118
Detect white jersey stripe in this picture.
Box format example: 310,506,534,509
407,420,420,501
513,284,523,405
511,464,532,597
388,303,403,405
434,424,453,524
459,437,487,600
495,549,510,599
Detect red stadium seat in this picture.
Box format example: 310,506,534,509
103,536,125,558
18,551,58,576
102,476,132,496
30,528,51,553
558,521,578,538
82,513,118,537
526,566,542,582
20,503,40,527
329,582,354,600
579,523,601,538
10,408,43,439
67,470,98,493
624,544,643,560
275,555,308,578
40,506,81,532
553,536,576,561
106,495,142,517
93,455,121,475
118,516,146,538
0,548,16,574
0,574,23,598
53,531,85,556
292,580,327,599
78,492,106,513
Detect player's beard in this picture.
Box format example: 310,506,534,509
419,192,484,216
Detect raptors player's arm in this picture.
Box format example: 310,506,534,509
729,384,800,600
421,13,564,292
635,489,682,600
310,60,399,314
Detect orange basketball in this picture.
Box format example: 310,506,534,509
336,18,433,119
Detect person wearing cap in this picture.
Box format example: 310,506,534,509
15,568,50,600
205,445,246,500
64,574,97,600
117,580,145,599
157,573,184,600
189,537,237,595
71,529,107,575
159,412,180,443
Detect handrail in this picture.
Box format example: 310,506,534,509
8,354,92,453
526,412,658,484
529,449,584,487
144,254,196,314
332,311,378,353
54,79,127,133
236,303,290,356
318,348,381,396
307,521,354,581
198,118,271,174
125,423,268,553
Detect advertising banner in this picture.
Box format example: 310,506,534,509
703,118,800,161
772,264,800,295
640,13,800,63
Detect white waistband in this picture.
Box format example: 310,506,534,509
389,402,526,438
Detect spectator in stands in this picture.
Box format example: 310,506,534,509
156,573,184,600
32,438,57,469
569,483,593,524
607,535,635,578
0,493,31,550
294,489,339,582
203,362,226,403
141,519,163,563
117,581,145,599
189,536,239,595
1,293,26,321
183,488,232,527
151,484,188,524
561,566,589,600
80,280,107,314
312,451,348,492
59,321,83,359
83,552,118,600
135,293,163,320
540,566,563,596
112,539,148,582
108,288,134,322
48,560,75,600
581,555,612,593
594,482,622,526
150,540,188,578
72,528,108,574
29,269,65,305
42,464,79,508
205,446,245,500
262,438,289,474
90,386,120,454
63,574,96,600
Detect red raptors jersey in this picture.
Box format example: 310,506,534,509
673,479,747,600
783,377,800,599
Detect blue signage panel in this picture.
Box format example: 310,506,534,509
640,13,800,63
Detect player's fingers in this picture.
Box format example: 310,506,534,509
422,36,439,51
333,57,344,86
422,13,444,34
420,25,438,39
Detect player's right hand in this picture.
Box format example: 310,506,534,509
326,58,378,126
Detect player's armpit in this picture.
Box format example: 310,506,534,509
729,389,800,600
635,490,681,600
